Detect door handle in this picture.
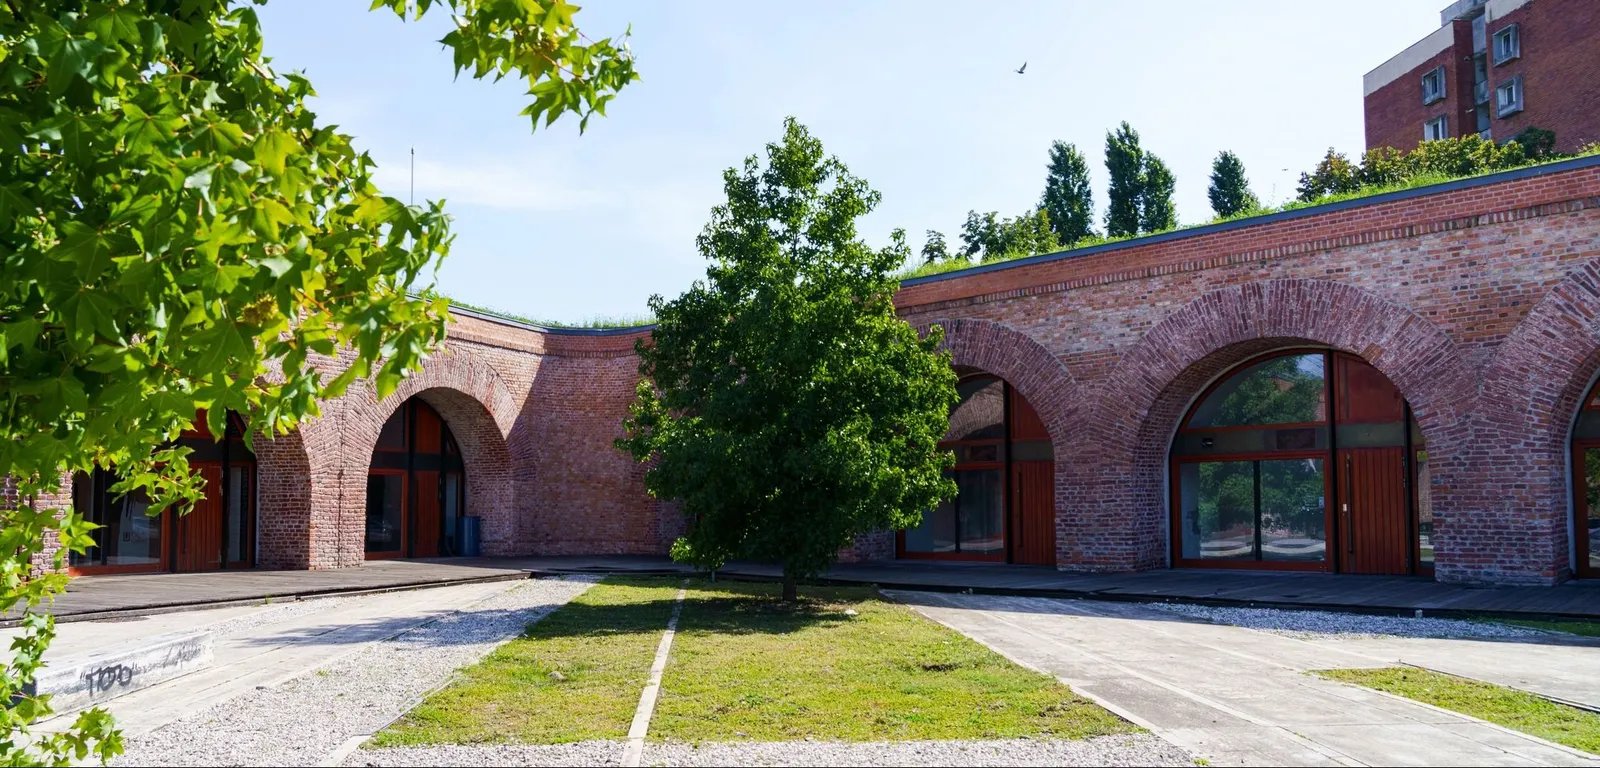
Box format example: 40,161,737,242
1343,453,1355,556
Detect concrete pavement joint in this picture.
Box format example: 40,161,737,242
622,581,688,767
1317,677,1600,763
891,591,1363,767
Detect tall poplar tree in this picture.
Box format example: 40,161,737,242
1104,122,1145,237
1208,150,1257,219
1140,154,1178,233
1040,141,1095,245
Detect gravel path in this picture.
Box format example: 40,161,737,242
201,593,366,640
345,734,1190,767
1147,602,1552,639
115,576,599,767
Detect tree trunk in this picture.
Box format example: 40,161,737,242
782,570,798,603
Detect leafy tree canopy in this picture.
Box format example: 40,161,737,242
618,118,958,602
1207,150,1257,219
958,208,1058,263
920,229,951,264
1139,153,1177,234
1040,140,1094,246
0,1,635,762
1104,121,1143,238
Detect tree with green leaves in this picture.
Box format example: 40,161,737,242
1139,154,1177,233
0,1,635,762
1296,148,1363,201
1040,140,1094,245
1104,122,1144,238
1208,150,1257,219
617,118,958,603
959,210,1000,260
921,230,951,263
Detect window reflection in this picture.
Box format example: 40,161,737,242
1260,458,1326,562
1186,354,1326,429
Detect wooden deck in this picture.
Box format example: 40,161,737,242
26,555,1600,624
19,559,528,625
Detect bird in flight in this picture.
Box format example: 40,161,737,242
1015,62,1027,74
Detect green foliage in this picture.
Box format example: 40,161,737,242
1139,154,1177,234
1207,151,1257,219
958,209,1058,263
0,1,634,763
1296,148,1363,202
617,119,959,598
1039,140,1095,245
1513,126,1557,159
920,230,951,264
443,298,653,329
1300,136,1530,204
1104,122,1144,238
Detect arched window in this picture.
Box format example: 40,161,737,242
366,397,466,559
1571,382,1600,578
1171,350,1429,575
900,374,1056,564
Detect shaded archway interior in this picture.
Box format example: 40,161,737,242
69,410,258,575
898,370,1057,565
1170,348,1431,575
364,397,467,559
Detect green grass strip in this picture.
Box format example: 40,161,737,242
1495,619,1600,638
373,577,683,746
1317,667,1600,755
650,580,1134,742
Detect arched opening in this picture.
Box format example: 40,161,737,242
898,372,1057,565
1569,379,1600,578
69,410,258,575
1170,349,1430,575
364,396,468,560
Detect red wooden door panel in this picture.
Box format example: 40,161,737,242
1337,447,1409,575
178,464,225,572
413,470,441,558
1010,461,1056,565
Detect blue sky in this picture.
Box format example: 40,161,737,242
257,0,1443,324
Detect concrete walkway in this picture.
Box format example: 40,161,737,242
889,591,1600,767
36,579,520,738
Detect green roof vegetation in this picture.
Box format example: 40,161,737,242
897,139,1600,283
443,297,655,329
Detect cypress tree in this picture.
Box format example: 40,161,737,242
1040,141,1095,246
1104,122,1144,238
1208,150,1257,219
1140,154,1177,233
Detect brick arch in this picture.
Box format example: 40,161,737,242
331,343,518,563
1474,259,1600,583
917,318,1081,456
916,317,1082,568
1084,278,1475,573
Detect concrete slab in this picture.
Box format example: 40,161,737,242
35,580,519,738
887,590,1600,767
30,630,212,715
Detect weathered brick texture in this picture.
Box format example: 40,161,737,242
42,155,1600,587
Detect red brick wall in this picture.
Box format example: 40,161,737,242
890,157,1600,585
1484,0,1600,152
42,156,1600,588
1364,20,1470,153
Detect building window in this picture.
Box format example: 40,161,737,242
1424,116,1449,141
1421,66,1446,105
1496,76,1524,117
1171,350,1431,575
1492,23,1520,65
